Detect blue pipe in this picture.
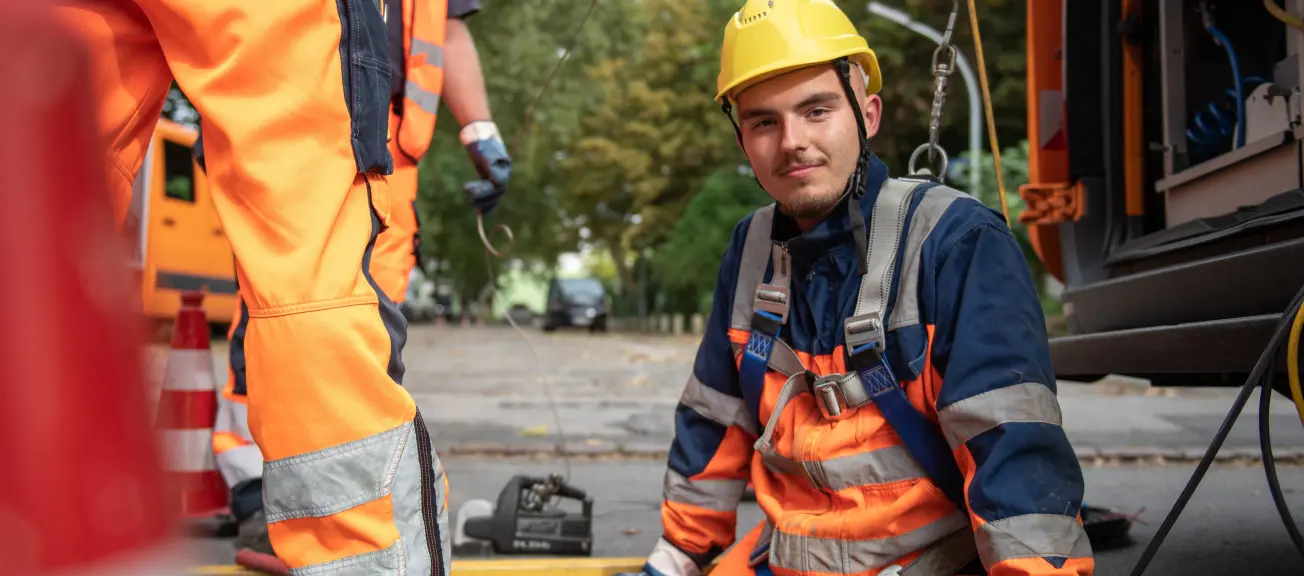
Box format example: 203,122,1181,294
1206,24,1246,149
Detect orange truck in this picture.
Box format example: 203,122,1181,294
124,118,237,326
1023,0,1304,390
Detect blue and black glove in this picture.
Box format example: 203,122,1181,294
460,120,512,216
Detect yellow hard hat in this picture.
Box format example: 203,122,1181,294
716,0,882,103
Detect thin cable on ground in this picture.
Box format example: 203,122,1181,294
467,0,599,483
965,0,1011,228
482,249,572,482
1258,345,1304,559
1129,284,1304,575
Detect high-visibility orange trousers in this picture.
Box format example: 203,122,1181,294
371,114,423,304
213,116,422,496
56,0,451,573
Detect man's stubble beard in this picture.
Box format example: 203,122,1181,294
778,182,848,220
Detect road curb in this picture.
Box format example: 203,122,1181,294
441,443,1304,464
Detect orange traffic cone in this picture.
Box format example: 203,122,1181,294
1,3,177,570
156,291,229,519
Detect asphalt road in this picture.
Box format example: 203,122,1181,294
183,457,1304,575
148,325,1304,574
153,324,1304,460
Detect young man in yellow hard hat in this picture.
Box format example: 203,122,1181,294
627,1,1094,575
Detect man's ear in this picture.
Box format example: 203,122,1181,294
863,94,883,140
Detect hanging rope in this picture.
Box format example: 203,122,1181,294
966,0,1012,228
466,0,598,482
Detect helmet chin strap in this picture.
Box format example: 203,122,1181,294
836,57,872,278
720,57,873,277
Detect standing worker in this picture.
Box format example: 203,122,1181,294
627,1,1093,575
53,0,488,573
371,0,512,302
204,0,512,561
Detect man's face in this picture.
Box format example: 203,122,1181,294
734,64,882,223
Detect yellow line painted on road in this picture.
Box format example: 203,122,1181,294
188,557,652,575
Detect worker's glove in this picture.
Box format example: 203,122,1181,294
460,120,512,216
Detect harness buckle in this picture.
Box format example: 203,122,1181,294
812,374,849,419
844,312,885,353
753,284,790,324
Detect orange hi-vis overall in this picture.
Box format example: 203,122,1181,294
371,0,448,302
648,157,1093,576
55,0,452,573
212,0,449,527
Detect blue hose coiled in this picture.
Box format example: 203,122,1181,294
1186,23,1267,157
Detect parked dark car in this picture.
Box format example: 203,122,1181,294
542,277,608,332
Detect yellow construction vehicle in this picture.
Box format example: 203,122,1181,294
125,118,237,327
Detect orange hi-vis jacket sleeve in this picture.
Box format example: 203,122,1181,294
655,233,758,571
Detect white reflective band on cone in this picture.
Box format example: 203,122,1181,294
161,428,218,472
160,350,218,391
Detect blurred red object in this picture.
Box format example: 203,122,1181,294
0,0,175,572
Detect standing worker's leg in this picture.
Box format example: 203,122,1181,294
370,116,422,304
213,290,270,553
56,0,450,573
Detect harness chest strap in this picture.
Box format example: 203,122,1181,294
737,178,978,573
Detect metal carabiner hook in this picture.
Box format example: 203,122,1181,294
922,0,960,166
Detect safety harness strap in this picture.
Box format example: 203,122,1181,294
739,243,793,426
738,178,969,512
731,338,805,379
842,178,968,512
844,178,920,352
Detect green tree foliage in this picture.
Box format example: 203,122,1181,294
411,0,1037,315
652,166,771,315
558,0,742,298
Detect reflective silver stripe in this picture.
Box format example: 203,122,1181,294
851,178,924,322
887,185,969,331
975,514,1092,565
756,374,926,491
664,468,747,512
213,395,264,487
405,80,441,115
770,511,970,574
731,205,776,330
762,444,928,491
263,422,412,522
901,528,980,576
410,37,444,67
680,375,755,436
264,420,444,575
818,445,929,490
937,382,1063,450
